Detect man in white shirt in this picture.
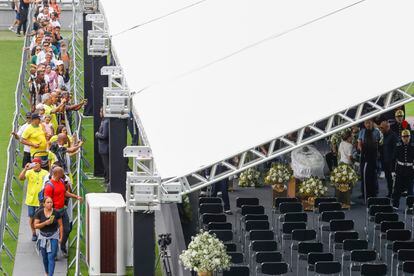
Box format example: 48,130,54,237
11,112,32,168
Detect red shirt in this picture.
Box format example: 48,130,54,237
44,178,66,210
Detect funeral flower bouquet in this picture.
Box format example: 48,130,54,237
239,167,261,187
265,163,292,185
298,176,328,197
330,163,358,192
179,231,231,273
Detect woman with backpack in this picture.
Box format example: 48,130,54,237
34,196,63,276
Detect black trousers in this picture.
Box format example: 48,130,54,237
100,153,109,183
17,9,27,35
360,160,378,200
392,166,414,208
22,151,31,168
56,208,71,252
212,180,230,211
381,160,394,196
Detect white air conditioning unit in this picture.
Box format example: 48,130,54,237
86,193,126,275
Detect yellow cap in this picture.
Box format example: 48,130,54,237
402,129,410,137
395,110,404,117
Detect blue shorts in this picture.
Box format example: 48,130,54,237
28,206,38,218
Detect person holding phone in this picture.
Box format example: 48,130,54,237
19,157,49,241
34,196,63,276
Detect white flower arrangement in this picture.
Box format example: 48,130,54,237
330,163,359,192
298,176,327,197
179,231,231,273
239,167,261,187
265,163,292,185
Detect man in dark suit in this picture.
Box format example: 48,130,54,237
95,107,110,184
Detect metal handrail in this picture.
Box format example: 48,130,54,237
0,4,35,274
67,0,88,275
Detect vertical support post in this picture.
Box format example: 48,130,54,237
134,212,155,276
82,13,93,116
92,56,107,176
109,118,127,196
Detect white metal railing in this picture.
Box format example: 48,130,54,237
67,0,89,275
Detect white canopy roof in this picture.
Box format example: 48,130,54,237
101,0,414,178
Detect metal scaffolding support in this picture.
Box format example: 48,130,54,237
158,86,414,198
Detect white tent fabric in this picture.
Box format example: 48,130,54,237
105,0,359,91
102,0,414,178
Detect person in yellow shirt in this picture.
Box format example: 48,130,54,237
42,93,66,132
21,113,48,158
18,158,49,241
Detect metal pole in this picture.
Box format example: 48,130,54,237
82,13,93,116
109,118,127,196
92,56,107,176
133,212,155,276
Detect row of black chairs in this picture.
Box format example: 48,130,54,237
198,196,414,275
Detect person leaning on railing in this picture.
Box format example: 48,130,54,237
44,166,82,257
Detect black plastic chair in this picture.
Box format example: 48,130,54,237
314,261,341,275
199,204,224,227
240,205,265,235
372,212,399,248
402,261,414,275
199,197,222,205
385,229,412,261
208,230,233,242
207,222,232,231
223,265,249,276
316,201,342,229
366,204,394,240
228,252,244,264
244,220,270,247
331,231,358,256
236,197,260,233
280,222,306,250
296,242,323,275
319,211,346,241
307,253,334,274
290,229,317,267
246,230,275,257
404,196,414,231
259,262,289,275
390,241,414,275
328,220,354,251
244,214,269,221
199,203,223,215
349,250,377,274
254,251,283,273
201,213,226,225
396,249,414,276
276,202,303,235
237,197,260,208
314,197,338,208
272,196,300,226
250,241,278,268
341,239,368,274
360,263,387,276
255,251,282,265
284,212,308,223
225,243,237,252
379,221,405,258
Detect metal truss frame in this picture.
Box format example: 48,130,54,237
160,83,414,197
101,66,131,118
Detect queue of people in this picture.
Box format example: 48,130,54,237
10,1,85,275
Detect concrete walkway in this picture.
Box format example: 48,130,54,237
13,185,67,276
